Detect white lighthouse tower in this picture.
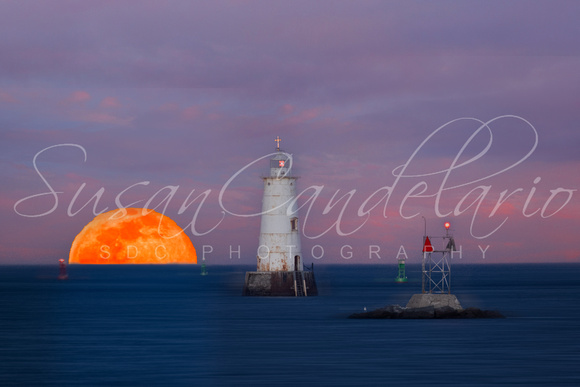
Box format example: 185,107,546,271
257,136,302,272
243,137,317,296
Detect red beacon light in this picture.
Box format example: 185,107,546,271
444,222,451,230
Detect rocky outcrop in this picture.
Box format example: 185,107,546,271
349,305,504,319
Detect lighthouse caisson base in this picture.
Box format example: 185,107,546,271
243,271,318,297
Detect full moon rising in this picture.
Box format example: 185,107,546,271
69,208,197,264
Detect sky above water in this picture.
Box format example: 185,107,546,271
1,0,579,265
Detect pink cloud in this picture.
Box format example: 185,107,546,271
158,102,180,112
63,90,91,104
99,96,122,109
0,89,18,103
285,106,328,125
182,105,201,120
280,104,295,115
73,111,134,126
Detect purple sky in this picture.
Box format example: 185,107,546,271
1,0,579,265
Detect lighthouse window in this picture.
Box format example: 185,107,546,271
290,217,298,231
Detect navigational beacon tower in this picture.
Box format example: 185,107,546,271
243,137,317,296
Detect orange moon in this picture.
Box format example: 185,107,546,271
69,208,197,264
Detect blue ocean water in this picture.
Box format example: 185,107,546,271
1,263,579,386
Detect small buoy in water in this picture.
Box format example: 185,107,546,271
58,259,68,280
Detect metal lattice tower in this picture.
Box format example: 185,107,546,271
421,222,455,294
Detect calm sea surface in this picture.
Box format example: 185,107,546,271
1,263,579,386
